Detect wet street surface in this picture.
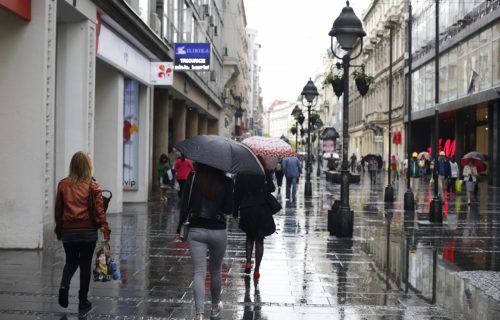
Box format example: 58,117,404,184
0,170,499,319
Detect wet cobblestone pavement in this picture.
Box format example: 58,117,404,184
1,171,499,319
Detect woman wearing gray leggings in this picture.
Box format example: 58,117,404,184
178,163,233,320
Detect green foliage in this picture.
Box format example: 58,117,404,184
352,70,375,85
309,112,321,125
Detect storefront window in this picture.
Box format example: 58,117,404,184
439,53,448,102
457,55,467,98
493,39,500,86
412,71,420,111
448,48,458,100
425,62,434,108
478,43,491,91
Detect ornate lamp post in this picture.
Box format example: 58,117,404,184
300,79,319,197
384,22,396,203
328,0,366,237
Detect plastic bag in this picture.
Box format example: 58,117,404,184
455,179,462,192
93,241,118,282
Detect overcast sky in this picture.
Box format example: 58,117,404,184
244,0,370,109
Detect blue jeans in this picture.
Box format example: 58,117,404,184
285,176,298,200
188,228,227,313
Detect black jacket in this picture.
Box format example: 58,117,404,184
233,171,275,218
178,172,234,231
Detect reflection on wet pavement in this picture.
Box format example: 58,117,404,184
1,171,498,319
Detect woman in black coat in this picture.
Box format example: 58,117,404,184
233,169,276,280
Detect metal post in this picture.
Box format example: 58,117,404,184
404,1,415,210
305,105,312,196
316,128,321,177
384,25,394,202
430,0,442,222
339,54,353,237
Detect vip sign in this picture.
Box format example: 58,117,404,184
174,43,211,71
150,62,174,85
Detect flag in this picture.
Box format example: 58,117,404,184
467,70,479,95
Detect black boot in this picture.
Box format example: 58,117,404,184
78,299,92,313
58,287,69,308
78,291,92,313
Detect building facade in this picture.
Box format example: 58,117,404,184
407,0,500,186
0,0,256,248
247,28,264,136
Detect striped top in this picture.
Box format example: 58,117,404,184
62,228,98,243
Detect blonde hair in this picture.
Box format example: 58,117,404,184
68,151,93,184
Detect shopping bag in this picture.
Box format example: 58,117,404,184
455,179,462,192
93,241,117,282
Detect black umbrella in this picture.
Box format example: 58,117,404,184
463,151,488,162
175,135,265,175
362,154,383,169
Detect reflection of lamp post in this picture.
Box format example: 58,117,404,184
384,22,396,203
315,119,323,177
300,79,319,197
328,1,366,237
291,105,302,152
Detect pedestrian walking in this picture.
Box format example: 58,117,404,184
282,155,302,202
390,155,399,183
174,154,194,198
274,160,284,194
168,147,181,187
462,159,478,205
447,157,459,197
233,158,276,281
368,158,378,185
409,152,421,194
177,163,234,320
350,153,357,172
436,151,451,200
157,153,171,202
54,151,111,313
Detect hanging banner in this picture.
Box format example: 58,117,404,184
123,79,139,191
174,43,211,70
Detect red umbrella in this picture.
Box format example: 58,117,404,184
461,157,487,172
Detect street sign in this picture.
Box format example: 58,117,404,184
174,43,210,71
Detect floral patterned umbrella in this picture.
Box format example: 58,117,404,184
242,136,295,168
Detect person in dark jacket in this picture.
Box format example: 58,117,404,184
177,163,233,320
274,160,284,193
54,151,111,313
436,151,451,199
233,163,276,281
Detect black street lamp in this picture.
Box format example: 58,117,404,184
404,3,415,210
328,1,365,238
430,0,442,222
300,79,319,197
384,22,396,203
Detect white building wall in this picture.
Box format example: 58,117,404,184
0,0,57,248
94,61,124,214
55,20,96,184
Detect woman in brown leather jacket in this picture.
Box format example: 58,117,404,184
54,151,111,312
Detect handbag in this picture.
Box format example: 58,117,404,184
88,178,113,224
179,173,196,241
265,193,282,215
93,241,113,282
455,179,462,192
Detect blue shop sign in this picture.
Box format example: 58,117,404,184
174,43,211,71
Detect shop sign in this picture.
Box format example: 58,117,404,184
174,43,210,70
374,136,383,143
0,0,31,21
150,62,173,85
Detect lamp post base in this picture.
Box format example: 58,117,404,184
304,179,312,196
384,185,394,202
403,190,415,211
327,200,353,238
429,197,443,223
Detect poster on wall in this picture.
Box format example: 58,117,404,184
123,79,139,191
150,62,174,85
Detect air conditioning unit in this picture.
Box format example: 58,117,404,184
150,13,161,35
203,4,210,17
